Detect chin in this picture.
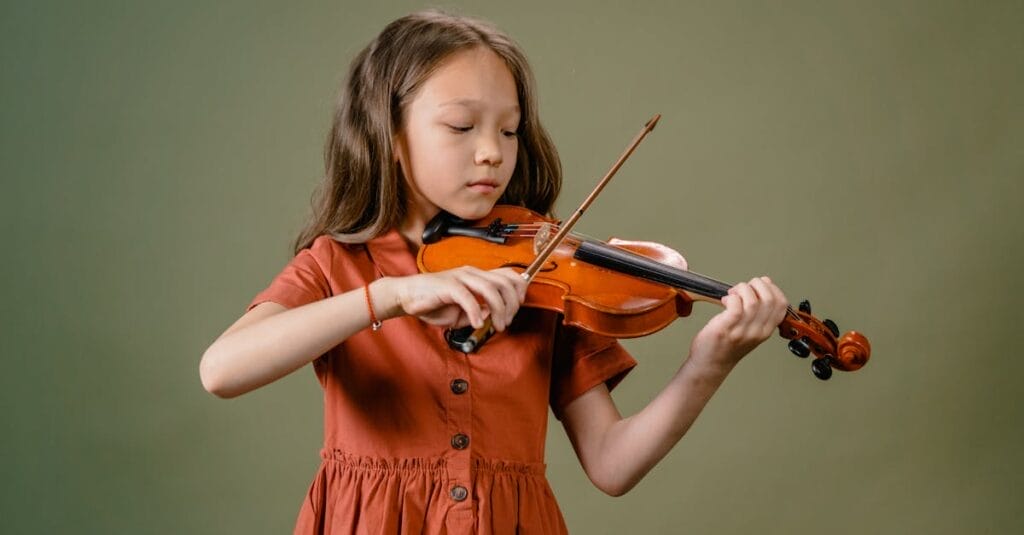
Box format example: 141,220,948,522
447,201,498,221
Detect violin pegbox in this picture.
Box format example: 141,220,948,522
780,299,871,380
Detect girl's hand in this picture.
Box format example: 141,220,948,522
381,267,528,331
689,276,788,370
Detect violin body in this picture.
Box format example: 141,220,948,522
418,204,870,380
418,205,695,338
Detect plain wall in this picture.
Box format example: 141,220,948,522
2,1,1022,533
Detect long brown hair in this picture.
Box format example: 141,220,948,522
293,10,561,254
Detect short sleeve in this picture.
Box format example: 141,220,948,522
246,237,333,312
549,324,637,419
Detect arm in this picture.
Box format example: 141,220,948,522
200,267,527,398
559,276,788,496
199,284,377,399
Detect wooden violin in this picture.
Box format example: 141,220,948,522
417,204,870,380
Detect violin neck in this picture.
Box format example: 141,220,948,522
573,240,732,301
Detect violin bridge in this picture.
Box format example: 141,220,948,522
532,222,557,255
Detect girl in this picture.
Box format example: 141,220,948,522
200,10,787,534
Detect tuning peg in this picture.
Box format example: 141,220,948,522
799,300,812,314
811,357,833,380
823,319,840,337
788,337,811,358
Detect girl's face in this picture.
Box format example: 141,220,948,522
395,46,521,241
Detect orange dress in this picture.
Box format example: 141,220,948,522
248,230,637,534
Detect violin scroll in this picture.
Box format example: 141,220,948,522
780,299,871,380
836,331,871,371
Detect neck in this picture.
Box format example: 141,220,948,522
397,222,424,252
398,208,441,251
399,195,443,250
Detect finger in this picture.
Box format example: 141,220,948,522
485,269,525,328
494,267,529,302
752,276,788,324
748,277,780,333
732,281,759,320
754,277,785,325
457,268,513,331
446,281,486,328
474,269,525,329
717,288,743,329
459,273,507,331
758,276,783,302
450,307,472,328
737,279,775,341
490,267,528,305
767,279,789,323
748,276,775,308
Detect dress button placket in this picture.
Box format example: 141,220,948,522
444,342,473,507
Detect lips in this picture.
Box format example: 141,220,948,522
467,179,500,194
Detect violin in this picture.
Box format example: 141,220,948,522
417,204,870,380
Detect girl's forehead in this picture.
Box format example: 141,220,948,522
438,97,520,115
412,47,519,112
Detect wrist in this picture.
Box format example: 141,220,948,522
685,337,741,379
686,351,735,377
367,277,403,321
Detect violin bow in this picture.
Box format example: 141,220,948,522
458,114,662,352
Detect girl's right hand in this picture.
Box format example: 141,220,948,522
377,267,528,331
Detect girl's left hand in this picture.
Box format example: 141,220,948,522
690,276,788,370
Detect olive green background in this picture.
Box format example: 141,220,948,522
3,1,1021,533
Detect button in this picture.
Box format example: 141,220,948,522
451,433,470,450
450,485,468,501
450,379,469,394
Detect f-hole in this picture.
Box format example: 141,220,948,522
503,261,557,272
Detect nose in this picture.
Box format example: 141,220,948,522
474,131,502,167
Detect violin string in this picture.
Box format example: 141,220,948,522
472,221,805,323
470,223,559,231
467,222,550,226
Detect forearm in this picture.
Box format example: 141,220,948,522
591,356,735,495
200,278,400,398
566,276,788,496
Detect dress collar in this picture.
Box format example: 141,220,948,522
363,228,420,278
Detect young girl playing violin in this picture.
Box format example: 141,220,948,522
200,10,788,534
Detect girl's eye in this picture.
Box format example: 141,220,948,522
502,130,518,138
448,124,473,133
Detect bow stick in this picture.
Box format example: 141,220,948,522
456,114,661,352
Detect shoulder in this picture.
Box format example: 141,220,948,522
304,234,366,268
271,235,368,296
307,234,350,254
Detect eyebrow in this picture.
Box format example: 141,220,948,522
438,98,520,115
